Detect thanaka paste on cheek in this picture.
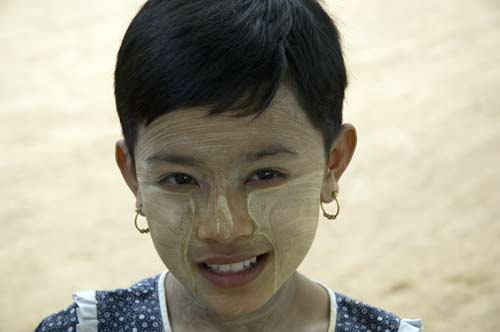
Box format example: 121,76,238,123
135,180,198,294
246,168,324,293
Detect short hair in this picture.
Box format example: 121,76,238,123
114,0,347,169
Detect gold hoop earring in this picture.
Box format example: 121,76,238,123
320,191,340,221
134,206,149,234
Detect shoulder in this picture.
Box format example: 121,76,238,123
35,273,166,332
332,291,422,332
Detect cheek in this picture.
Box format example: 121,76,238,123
140,185,197,291
247,169,324,292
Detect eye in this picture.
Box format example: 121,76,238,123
158,169,285,189
159,173,198,187
246,169,285,184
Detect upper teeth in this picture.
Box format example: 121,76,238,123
205,256,258,273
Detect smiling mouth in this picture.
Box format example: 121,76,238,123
197,253,270,288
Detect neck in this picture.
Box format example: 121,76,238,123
167,272,301,332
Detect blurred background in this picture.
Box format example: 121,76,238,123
1,0,499,331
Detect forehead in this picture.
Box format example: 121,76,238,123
135,83,322,161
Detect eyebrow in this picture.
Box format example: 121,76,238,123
146,144,298,167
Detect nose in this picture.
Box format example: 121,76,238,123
196,192,255,243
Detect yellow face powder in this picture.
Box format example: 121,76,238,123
133,82,329,317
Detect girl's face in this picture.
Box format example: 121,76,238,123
131,83,338,317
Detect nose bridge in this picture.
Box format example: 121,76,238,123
214,193,235,240
196,180,254,242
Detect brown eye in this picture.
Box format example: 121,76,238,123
160,173,197,186
247,169,285,183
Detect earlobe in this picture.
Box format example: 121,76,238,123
320,169,339,203
115,139,140,198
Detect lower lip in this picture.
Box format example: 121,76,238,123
198,253,270,288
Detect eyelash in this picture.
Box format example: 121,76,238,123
158,169,285,188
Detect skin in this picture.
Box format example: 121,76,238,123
116,81,357,331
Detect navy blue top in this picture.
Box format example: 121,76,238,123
35,271,422,332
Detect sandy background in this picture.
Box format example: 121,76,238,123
1,0,499,331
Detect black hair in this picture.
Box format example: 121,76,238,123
114,0,347,169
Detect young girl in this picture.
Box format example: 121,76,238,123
36,0,422,331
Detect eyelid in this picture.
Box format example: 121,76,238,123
158,168,286,188
158,173,198,187
246,168,286,184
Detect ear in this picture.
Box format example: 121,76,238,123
115,139,141,205
320,123,357,203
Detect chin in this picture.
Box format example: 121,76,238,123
205,292,271,318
